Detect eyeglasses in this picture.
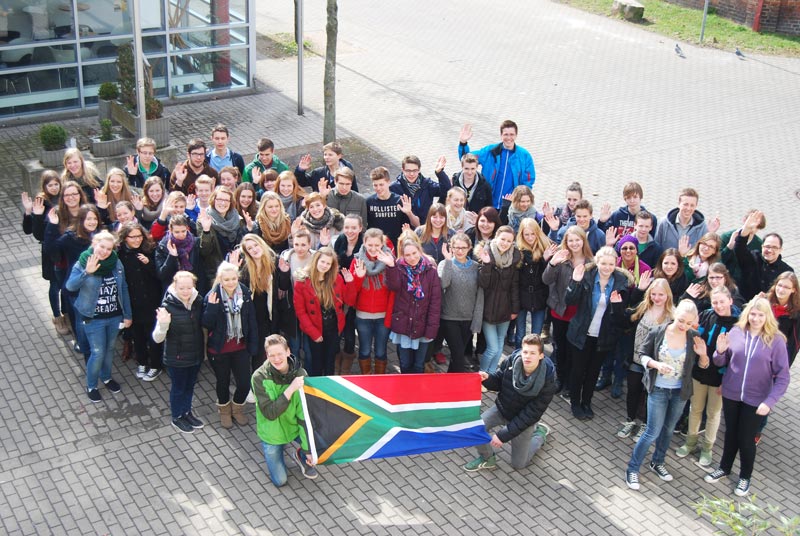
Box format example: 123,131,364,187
707,275,724,280
403,168,420,175
620,246,636,251
450,246,470,250
216,198,231,204
762,245,781,250
189,151,206,157
63,192,80,198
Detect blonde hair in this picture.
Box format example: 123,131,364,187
305,247,339,310
91,230,117,248
631,278,674,323
594,246,618,264
736,297,784,346
214,261,240,286
510,185,534,210
240,234,276,296
560,226,593,260
674,299,699,321
173,270,197,285
101,167,134,221
61,148,101,188
516,218,550,262
275,170,306,201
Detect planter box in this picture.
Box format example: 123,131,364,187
91,136,128,158
40,148,66,167
111,100,170,147
98,99,113,122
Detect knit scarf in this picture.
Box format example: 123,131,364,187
257,211,291,245
78,247,118,277
397,256,431,300
401,176,422,198
508,205,537,229
166,230,195,271
300,206,334,233
280,195,298,220
618,256,641,285
512,353,547,396
446,206,465,231
207,206,241,243
219,284,244,342
355,244,391,290
689,255,710,279
489,239,515,269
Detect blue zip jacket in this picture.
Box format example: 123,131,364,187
458,142,535,208
389,170,452,224
65,260,132,320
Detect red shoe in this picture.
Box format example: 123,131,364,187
434,352,447,365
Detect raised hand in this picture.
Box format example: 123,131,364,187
400,223,411,234
251,166,263,185
32,196,46,215
126,155,137,175
550,248,569,265
155,307,171,324
464,211,478,226
743,210,763,236
228,248,242,267
441,242,452,261
21,192,33,214
544,212,560,232
715,332,729,353
298,154,312,171
610,290,622,303
543,243,558,262
319,226,331,246
167,240,178,257
376,249,395,267
542,201,554,219
185,194,197,211
85,253,100,274
727,230,739,251
278,256,290,272
318,178,332,198
479,246,490,264
131,192,143,211
398,194,413,216
136,253,150,264
47,207,59,225
708,214,721,234
173,163,188,186
685,283,703,298
605,227,618,247
341,267,354,283
198,209,212,232
598,202,612,223
435,155,446,173
503,193,513,202
638,269,652,290
459,123,473,144
94,188,108,209
353,258,366,278
207,291,219,304
572,263,585,282
678,235,691,257
693,335,707,357
243,211,254,231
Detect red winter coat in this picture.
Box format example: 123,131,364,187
293,274,358,341
385,261,441,340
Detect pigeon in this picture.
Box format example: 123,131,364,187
735,47,745,59
675,44,685,58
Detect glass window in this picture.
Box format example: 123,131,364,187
0,66,80,116
170,48,247,96
168,28,248,52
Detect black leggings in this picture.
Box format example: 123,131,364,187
569,337,609,407
441,319,472,373
309,327,340,376
720,398,764,479
208,350,250,405
626,369,648,422
551,317,572,388
131,320,163,370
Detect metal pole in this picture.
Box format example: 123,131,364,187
132,0,147,138
699,0,710,43
297,0,304,115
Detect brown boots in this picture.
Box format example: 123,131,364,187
359,358,372,374
340,352,356,375
52,315,71,336
231,402,248,426
374,359,387,375
121,339,133,362
218,401,248,428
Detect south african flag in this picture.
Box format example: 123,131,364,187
300,374,490,465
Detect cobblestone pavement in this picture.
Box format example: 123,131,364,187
0,0,798,534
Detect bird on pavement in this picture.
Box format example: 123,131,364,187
675,44,685,58
735,47,745,59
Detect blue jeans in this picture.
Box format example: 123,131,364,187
480,321,510,373
84,315,122,390
355,316,389,361
262,441,308,487
628,387,687,473
167,364,200,419
515,309,546,348
397,342,429,373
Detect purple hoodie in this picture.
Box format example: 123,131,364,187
713,327,790,409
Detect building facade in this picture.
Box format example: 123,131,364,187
0,0,256,119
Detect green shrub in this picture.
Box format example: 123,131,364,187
145,96,163,120
97,82,119,101
99,119,114,141
39,124,68,151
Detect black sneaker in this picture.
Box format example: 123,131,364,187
582,403,594,420
571,402,586,420
103,379,121,393
560,391,571,403
625,471,640,490
172,417,194,434
293,448,318,479
183,412,204,429
649,462,673,481
87,389,102,403
704,468,729,483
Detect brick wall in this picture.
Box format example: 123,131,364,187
664,0,800,35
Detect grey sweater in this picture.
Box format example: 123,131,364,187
438,259,484,333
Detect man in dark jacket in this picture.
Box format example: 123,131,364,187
450,153,493,213
465,334,555,471
734,210,793,300
390,155,451,223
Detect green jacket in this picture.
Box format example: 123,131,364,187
242,155,290,183
251,354,309,449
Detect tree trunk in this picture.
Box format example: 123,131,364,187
323,0,338,143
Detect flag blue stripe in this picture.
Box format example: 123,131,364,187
367,425,489,459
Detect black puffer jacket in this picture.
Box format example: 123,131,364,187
160,289,204,368
518,250,549,311
565,265,632,351
482,353,557,443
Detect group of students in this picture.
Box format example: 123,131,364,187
20,120,795,492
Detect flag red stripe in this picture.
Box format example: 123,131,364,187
340,373,481,404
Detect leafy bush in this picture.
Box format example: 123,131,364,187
39,124,68,151
116,44,136,111
97,82,119,101
145,96,163,120
99,119,114,141
693,494,800,535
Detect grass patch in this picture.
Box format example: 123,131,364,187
557,0,800,56
256,32,314,59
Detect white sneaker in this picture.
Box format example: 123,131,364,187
246,390,256,404
136,365,146,379
143,369,162,382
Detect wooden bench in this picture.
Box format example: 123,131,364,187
612,0,645,22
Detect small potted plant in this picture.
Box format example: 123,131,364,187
91,118,127,157
97,82,119,122
39,124,68,167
